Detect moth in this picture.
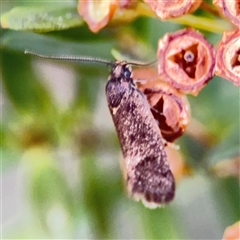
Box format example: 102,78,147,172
25,50,175,208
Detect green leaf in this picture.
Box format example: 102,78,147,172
1,30,115,60
205,130,240,178
206,130,239,165
188,76,240,140
22,147,76,235
1,3,83,32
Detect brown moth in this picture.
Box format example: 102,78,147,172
24,50,175,208
106,62,175,208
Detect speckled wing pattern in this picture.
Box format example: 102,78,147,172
106,62,175,208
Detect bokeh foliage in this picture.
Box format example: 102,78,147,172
1,1,239,239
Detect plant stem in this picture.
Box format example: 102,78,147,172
169,15,233,33
137,2,234,33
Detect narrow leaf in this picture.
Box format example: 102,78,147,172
1,5,83,32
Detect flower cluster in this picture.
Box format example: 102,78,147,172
77,0,240,187
78,0,240,86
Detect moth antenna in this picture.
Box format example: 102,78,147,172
24,50,115,67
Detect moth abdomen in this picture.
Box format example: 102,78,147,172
132,157,175,205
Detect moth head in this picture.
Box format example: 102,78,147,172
111,62,132,80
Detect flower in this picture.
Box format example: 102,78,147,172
143,0,202,20
157,28,215,95
215,30,240,86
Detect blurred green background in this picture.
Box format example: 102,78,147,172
1,1,239,239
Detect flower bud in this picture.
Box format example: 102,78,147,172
78,0,117,32
222,221,240,240
215,30,240,86
157,28,215,95
213,0,240,28
143,0,202,20
133,67,190,142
